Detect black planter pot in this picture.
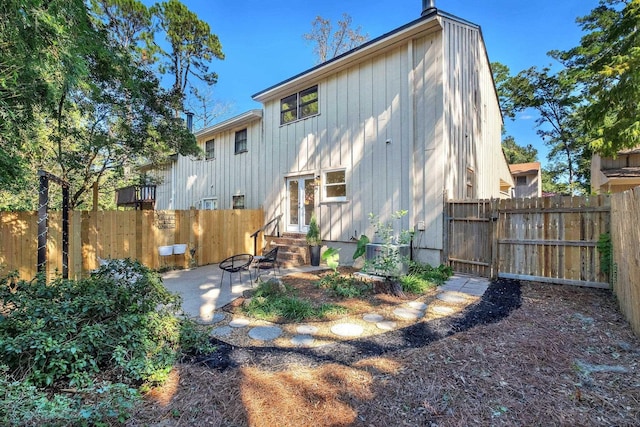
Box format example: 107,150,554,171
309,245,321,266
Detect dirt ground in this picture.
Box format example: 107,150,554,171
128,276,640,427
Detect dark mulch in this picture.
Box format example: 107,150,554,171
196,278,522,371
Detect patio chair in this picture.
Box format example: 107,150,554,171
219,253,253,287
251,246,280,282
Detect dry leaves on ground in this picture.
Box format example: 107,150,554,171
128,281,640,427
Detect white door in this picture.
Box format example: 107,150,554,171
286,176,316,233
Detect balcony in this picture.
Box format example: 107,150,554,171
115,185,156,210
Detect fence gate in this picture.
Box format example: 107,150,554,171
444,200,495,278
445,196,611,288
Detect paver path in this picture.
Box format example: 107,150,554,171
206,274,489,348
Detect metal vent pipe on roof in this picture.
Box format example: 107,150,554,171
422,0,436,15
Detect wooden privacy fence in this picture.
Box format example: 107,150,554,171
610,187,640,336
446,195,611,288
0,209,264,281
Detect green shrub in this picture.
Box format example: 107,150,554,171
317,272,372,298
0,259,213,425
0,366,138,426
407,261,453,285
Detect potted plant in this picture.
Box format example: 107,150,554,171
306,214,322,266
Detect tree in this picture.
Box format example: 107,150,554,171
554,0,640,156
152,0,224,113
0,0,207,209
303,13,369,63
497,65,589,195
502,136,538,164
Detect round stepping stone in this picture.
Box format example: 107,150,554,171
363,313,384,323
431,305,456,315
291,334,315,347
296,324,319,335
210,326,232,337
331,323,364,337
229,318,250,328
406,301,428,310
206,312,225,323
248,326,282,341
376,320,397,330
437,291,467,304
393,307,424,320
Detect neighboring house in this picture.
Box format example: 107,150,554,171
591,147,640,194
509,162,542,198
151,1,513,265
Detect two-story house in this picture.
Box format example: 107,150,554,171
150,0,514,265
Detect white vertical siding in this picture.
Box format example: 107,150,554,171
441,18,511,200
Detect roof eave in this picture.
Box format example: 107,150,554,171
194,109,263,139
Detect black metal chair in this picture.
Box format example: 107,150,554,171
219,254,253,286
251,246,280,282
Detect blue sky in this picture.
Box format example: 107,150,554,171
180,0,599,167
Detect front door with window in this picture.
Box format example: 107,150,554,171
286,176,315,233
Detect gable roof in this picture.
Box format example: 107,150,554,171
252,9,480,103
509,162,541,176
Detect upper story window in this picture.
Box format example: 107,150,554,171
205,139,215,160
235,129,247,154
201,197,218,210
323,169,346,202
516,176,527,186
280,85,318,125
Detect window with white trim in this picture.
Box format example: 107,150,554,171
232,195,245,209
201,197,218,210
235,129,247,154
205,139,215,160
323,169,346,202
280,85,318,124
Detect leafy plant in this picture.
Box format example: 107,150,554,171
364,210,413,279
321,246,341,272
407,261,453,285
597,232,612,276
0,259,210,389
352,234,370,261
306,214,321,246
317,272,372,298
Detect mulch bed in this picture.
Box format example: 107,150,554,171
128,279,640,427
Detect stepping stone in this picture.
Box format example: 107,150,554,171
376,320,397,330
437,291,468,304
248,326,282,341
291,334,315,347
205,312,225,323
393,307,424,320
431,305,456,315
210,326,232,337
406,301,428,310
229,318,250,328
331,323,364,337
296,324,319,335
363,313,384,323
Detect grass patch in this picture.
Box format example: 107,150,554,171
407,261,453,286
242,281,347,322
316,272,372,298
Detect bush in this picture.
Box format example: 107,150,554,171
407,261,453,285
317,272,372,298
0,260,213,425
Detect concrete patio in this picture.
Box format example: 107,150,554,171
161,264,489,324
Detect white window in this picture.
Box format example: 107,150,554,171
205,139,215,160
323,169,346,202
201,197,218,210
232,195,245,209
